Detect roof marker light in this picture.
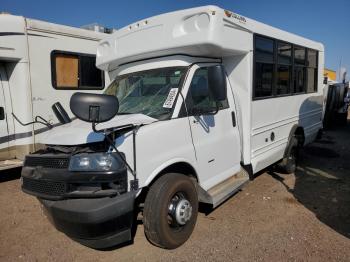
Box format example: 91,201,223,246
224,10,232,17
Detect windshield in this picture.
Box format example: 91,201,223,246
104,67,187,120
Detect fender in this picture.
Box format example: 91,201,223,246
144,157,199,187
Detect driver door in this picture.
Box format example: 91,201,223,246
185,65,241,190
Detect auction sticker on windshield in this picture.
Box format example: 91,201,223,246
163,88,179,108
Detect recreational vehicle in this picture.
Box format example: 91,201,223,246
21,6,325,249
0,14,110,170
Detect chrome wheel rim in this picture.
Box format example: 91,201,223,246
168,193,193,227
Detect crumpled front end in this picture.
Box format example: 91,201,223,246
21,147,136,249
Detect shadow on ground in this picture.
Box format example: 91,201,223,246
269,119,350,239
0,167,21,183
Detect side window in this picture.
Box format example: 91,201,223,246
52,51,104,90
276,42,292,95
254,36,274,98
186,67,228,113
253,35,319,99
306,49,318,93
293,46,306,93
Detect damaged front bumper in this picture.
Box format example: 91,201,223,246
21,153,136,249
40,192,136,249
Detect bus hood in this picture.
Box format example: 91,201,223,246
40,114,157,146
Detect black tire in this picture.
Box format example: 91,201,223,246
143,173,198,249
279,137,298,174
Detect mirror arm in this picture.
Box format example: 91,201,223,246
92,122,139,190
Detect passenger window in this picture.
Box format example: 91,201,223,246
254,36,275,98
294,67,305,93
255,63,273,97
186,67,228,114
294,46,306,65
276,42,292,95
253,35,319,99
52,51,104,90
306,49,318,93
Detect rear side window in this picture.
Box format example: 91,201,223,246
51,51,104,90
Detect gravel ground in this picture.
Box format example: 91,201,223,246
0,120,349,262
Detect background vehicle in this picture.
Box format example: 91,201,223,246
323,81,349,127
0,14,111,170
21,6,325,249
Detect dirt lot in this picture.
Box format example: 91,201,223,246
0,121,349,262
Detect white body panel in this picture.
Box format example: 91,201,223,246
0,14,110,163
43,6,325,193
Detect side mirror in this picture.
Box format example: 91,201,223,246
208,65,227,101
70,92,119,123
52,102,71,124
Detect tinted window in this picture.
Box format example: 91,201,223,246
294,46,306,65
255,63,273,97
307,49,317,68
278,42,292,65
277,65,291,95
306,68,317,93
255,36,274,63
294,67,305,93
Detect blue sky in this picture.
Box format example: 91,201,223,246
2,0,349,79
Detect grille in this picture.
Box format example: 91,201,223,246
22,177,67,196
24,156,69,169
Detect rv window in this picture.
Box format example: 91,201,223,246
80,56,103,88
54,54,79,88
52,51,104,90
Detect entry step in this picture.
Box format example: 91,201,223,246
205,169,250,208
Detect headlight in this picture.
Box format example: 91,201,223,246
69,153,123,172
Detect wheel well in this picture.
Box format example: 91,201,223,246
294,126,305,146
137,162,198,204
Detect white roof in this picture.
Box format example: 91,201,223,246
0,14,107,40
96,5,324,71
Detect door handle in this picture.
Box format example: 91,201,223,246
231,111,236,127
0,107,5,120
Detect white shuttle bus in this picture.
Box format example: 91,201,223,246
21,6,324,249
0,14,110,170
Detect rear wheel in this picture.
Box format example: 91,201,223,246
279,137,298,174
143,173,198,249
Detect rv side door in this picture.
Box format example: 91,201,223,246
0,64,10,160
183,65,241,189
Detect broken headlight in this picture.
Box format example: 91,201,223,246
69,152,123,172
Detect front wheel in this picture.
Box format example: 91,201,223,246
143,173,198,249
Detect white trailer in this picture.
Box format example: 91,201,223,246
0,14,110,169
21,6,325,249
